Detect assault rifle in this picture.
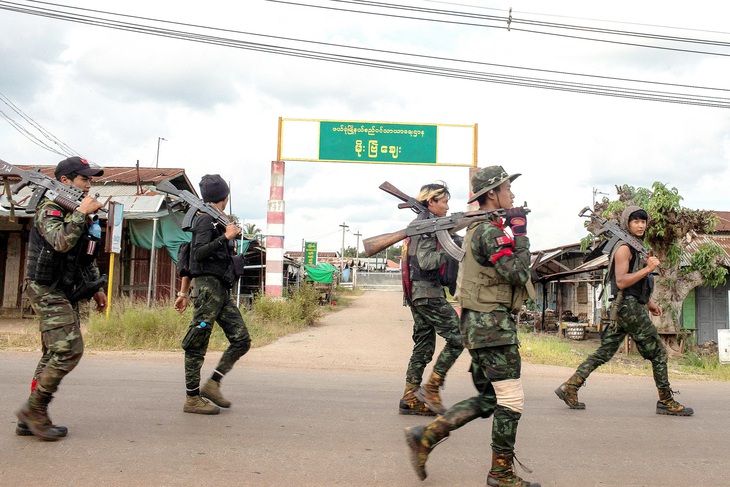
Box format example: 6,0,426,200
578,206,651,261
0,158,105,215
364,188,530,260
155,178,238,232
379,181,428,215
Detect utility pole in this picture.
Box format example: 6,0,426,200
353,230,362,258
155,137,167,168
339,221,349,275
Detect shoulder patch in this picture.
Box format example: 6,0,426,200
45,209,62,217
495,235,513,247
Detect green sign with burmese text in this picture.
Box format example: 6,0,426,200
319,122,437,164
304,241,317,266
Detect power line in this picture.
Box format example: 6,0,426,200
0,91,78,156
270,0,730,55
1,1,729,108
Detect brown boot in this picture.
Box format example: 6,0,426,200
554,373,585,410
487,451,541,487
415,371,446,414
404,416,450,480
15,389,65,441
657,388,693,416
184,395,221,415
16,420,68,437
201,379,231,408
399,382,436,416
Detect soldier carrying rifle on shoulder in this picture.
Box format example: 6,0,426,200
13,156,107,441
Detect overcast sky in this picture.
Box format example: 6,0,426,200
1,0,729,254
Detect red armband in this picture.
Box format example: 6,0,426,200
490,247,514,265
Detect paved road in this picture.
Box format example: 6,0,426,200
1,291,728,487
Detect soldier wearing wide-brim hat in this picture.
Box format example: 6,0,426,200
405,165,540,486
467,165,521,204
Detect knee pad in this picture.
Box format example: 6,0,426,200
492,378,524,414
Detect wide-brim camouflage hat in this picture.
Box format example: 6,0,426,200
467,165,521,203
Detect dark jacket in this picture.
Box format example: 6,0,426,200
189,213,235,287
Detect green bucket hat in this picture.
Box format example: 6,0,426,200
468,165,521,203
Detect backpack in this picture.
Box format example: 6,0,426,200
176,241,192,278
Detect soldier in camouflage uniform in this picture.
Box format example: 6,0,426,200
174,174,251,415
555,206,693,416
16,156,106,441
399,182,464,416
405,166,540,487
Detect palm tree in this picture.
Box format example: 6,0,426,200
242,222,262,240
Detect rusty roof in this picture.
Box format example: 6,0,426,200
8,164,188,186
714,211,730,232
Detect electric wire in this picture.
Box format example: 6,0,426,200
269,0,730,54
1,1,729,109
0,91,77,156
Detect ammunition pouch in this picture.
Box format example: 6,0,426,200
232,254,246,277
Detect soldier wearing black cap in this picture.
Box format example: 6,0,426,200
555,205,694,416
174,174,251,415
16,156,106,441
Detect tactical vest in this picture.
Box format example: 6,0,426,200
610,245,653,304
25,225,65,284
25,203,100,287
456,223,533,314
408,235,439,282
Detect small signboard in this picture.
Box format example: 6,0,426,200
719,329,730,364
105,201,124,253
304,241,317,266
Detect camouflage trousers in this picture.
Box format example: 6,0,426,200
576,295,669,389
183,275,251,393
406,297,464,384
25,281,84,394
439,344,522,454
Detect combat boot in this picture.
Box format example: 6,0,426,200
415,371,447,414
15,389,65,441
16,420,68,437
404,416,450,481
184,395,221,415
487,451,541,487
656,388,693,416
399,382,436,416
201,379,231,408
554,373,585,410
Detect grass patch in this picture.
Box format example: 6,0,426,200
2,283,338,352
518,330,730,382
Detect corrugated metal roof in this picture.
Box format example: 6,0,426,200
111,194,165,213
7,164,186,186
714,211,730,232
680,234,730,266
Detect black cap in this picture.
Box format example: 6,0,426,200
54,156,104,180
200,174,230,203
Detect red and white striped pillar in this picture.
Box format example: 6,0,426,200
265,160,285,297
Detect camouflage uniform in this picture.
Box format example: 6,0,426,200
451,221,532,454
18,198,102,439
576,294,668,387
556,205,692,417
406,231,463,385
183,274,251,393
183,209,251,410
26,199,100,390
